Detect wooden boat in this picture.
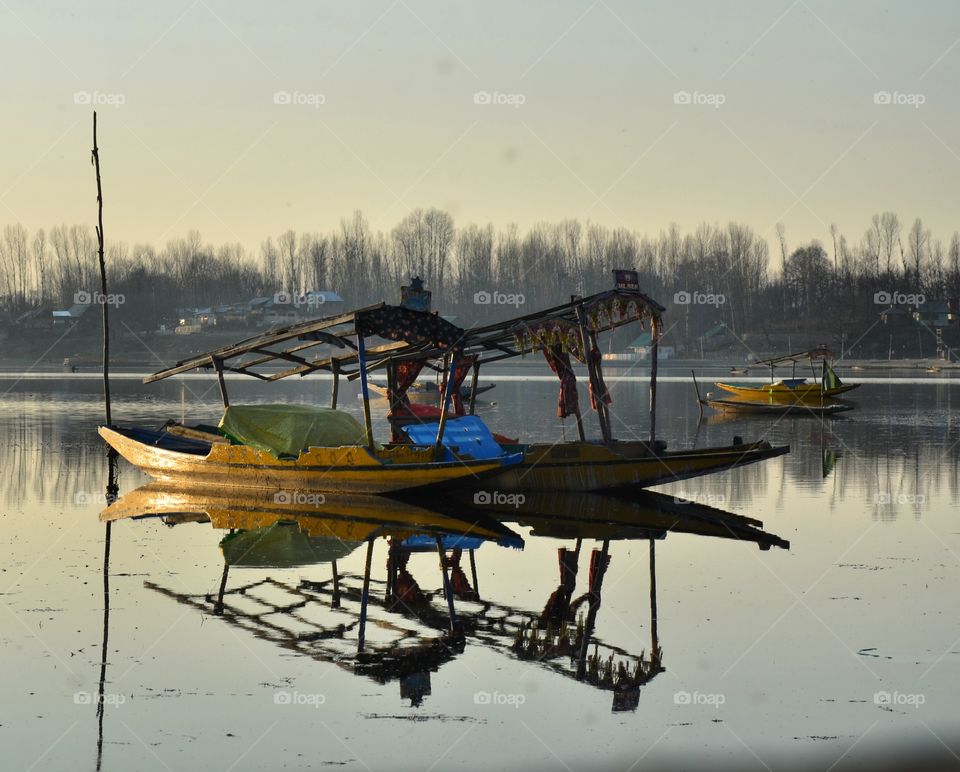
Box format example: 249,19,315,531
99,423,521,495
716,347,859,401
401,426,788,492
139,276,788,494
699,397,852,416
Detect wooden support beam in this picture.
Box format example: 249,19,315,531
467,361,480,415
357,539,374,653
434,353,454,457
648,317,659,444
468,548,479,598
436,537,457,635
356,336,375,449
330,360,340,409
212,356,229,408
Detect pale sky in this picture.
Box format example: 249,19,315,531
1,0,958,253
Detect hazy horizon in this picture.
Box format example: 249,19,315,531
2,1,959,255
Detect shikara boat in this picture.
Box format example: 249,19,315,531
132,273,788,494
715,347,859,401
402,421,787,491
101,305,523,494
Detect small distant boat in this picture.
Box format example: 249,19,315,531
715,347,859,402
729,367,749,375
926,365,942,373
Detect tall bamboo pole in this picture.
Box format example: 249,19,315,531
92,112,112,427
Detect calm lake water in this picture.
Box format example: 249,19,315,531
1,368,958,771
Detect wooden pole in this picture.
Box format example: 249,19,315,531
436,537,457,635
96,454,118,771
357,539,374,653
692,369,703,420
468,548,479,598
212,356,229,408
467,360,480,415
95,519,111,771
330,559,340,608
574,300,610,443
330,360,340,409
213,562,229,616
575,540,610,680
649,538,659,657
434,352,455,456
356,336,375,449
92,111,112,427
648,317,659,444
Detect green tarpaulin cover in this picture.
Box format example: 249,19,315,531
218,404,367,457
220,522,361,567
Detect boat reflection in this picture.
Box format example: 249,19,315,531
97,484,790,719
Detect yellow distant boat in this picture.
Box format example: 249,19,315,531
715,347,859,402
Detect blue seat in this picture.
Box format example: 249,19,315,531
400,416,504,460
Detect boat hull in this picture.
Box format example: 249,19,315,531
715,382,859,400
473,440,789,492
99,426,518,495
701,398,852,416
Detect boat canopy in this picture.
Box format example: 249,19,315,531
143,303,466,384
752,346,835,367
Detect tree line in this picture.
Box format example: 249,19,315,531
0,209,955,349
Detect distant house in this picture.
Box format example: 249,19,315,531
913,300,953,327
602,331,674,362
52,303,93,327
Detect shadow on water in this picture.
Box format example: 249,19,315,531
96,483,788,722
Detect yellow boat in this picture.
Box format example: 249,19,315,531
99,422,521,495
715,348,859,402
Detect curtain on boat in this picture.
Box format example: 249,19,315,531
542,344,580,418
589,345,612,410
